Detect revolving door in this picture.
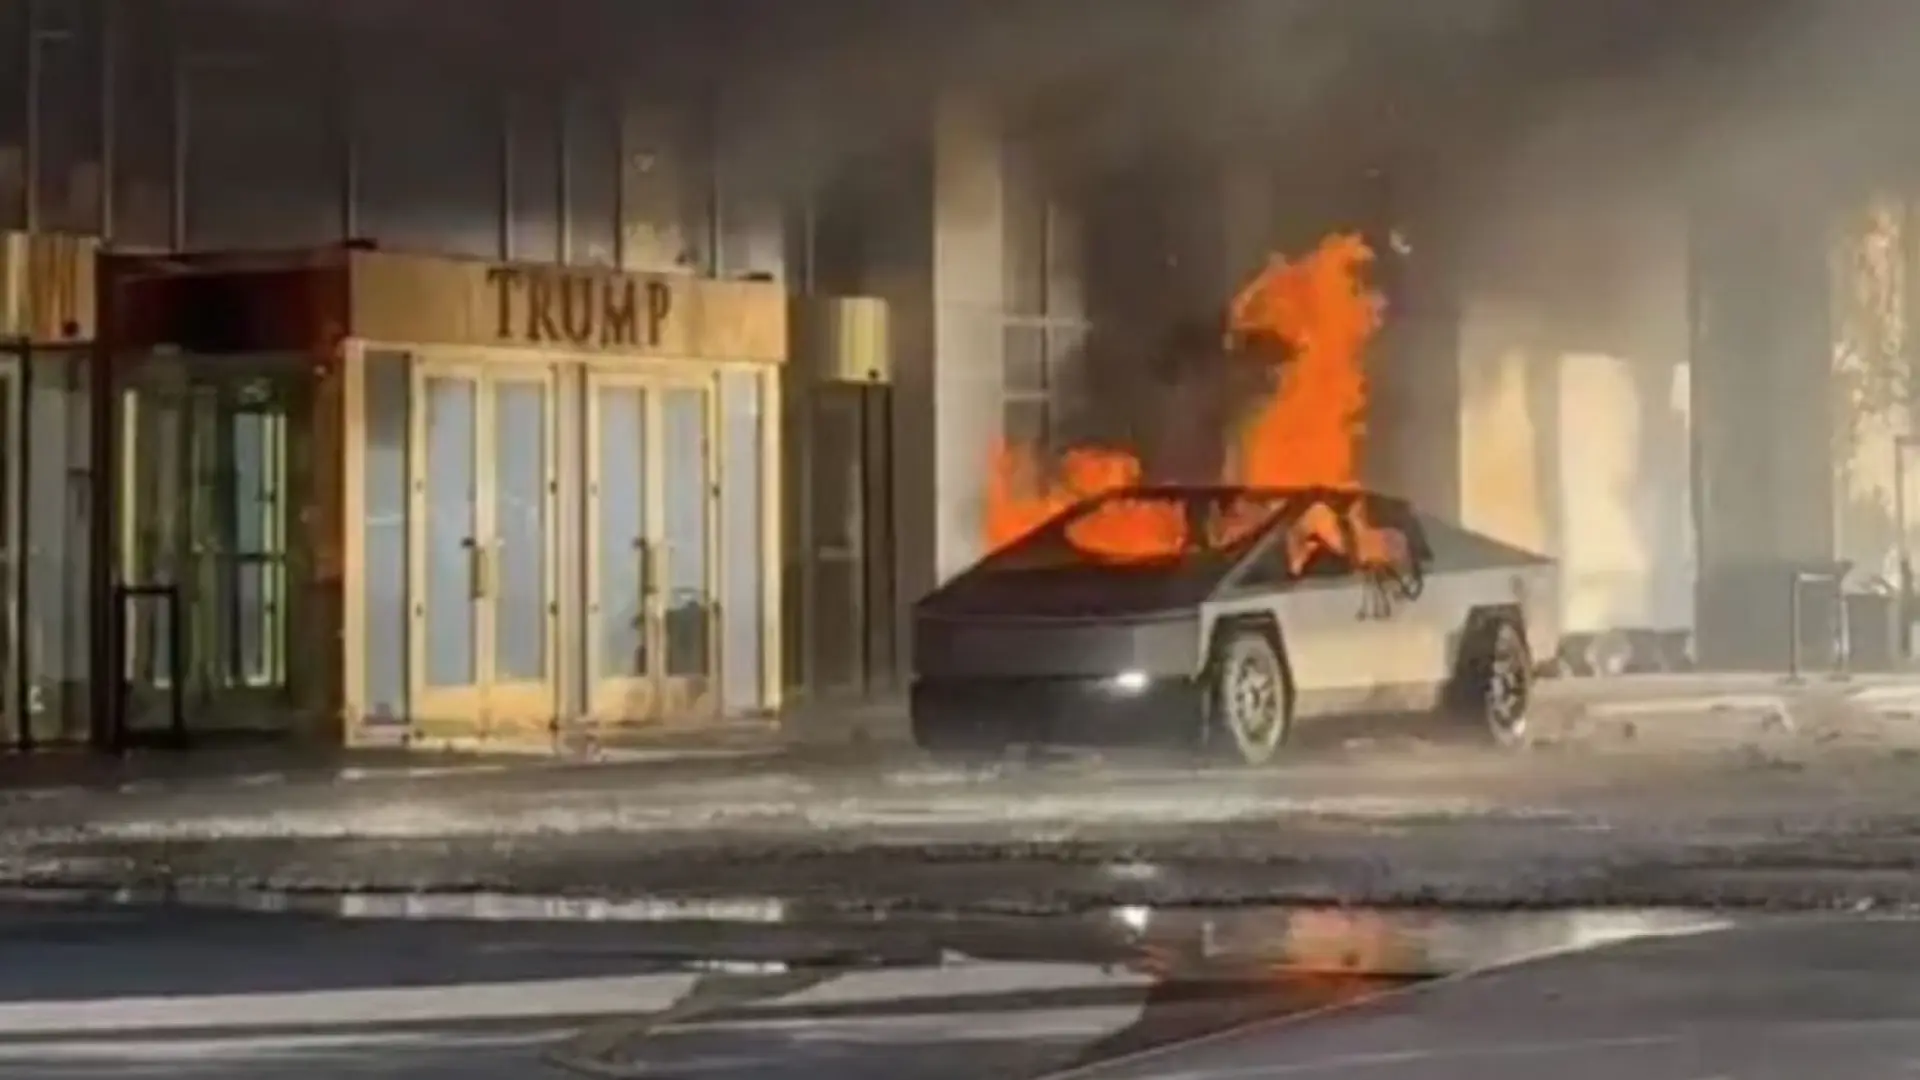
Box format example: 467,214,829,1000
117,354,323,741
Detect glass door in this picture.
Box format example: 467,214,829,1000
224,404,289,692
584,371,718,724
409,363,486,727
484,366,558,735
585,377,653,722
408,360,558,737
659,382,717,717
120,373,185,732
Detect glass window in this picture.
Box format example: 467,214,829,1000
1237,493,1431,589
993,489,1286,571
491,379,547,681
1001,320,1047,396
360,353,409,723
719,368,764,714
934,490,1289,619
1001,396,1049,456
24,350,89,742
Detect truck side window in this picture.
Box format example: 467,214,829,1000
1237,529,1354,589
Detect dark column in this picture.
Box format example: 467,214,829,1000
85,258,117,751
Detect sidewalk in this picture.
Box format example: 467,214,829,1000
1545,670,1920,728
0,695,915,801
2,675,1914,804
0,743,537,800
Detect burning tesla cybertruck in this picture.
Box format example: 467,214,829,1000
911,486,1559,765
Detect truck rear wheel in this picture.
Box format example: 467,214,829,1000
1455,618,1532,747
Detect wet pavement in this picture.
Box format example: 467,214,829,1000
4,674,1920,918
1079,914,1920,1078
2,670,1912,802
13,740,1920,915
0,897,1735,1078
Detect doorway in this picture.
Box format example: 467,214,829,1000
407,360,560,739
785,380,898,703
119,357,314,739
583,369,719,725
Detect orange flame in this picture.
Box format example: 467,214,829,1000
984,233,1387,563
1226,233,1382,491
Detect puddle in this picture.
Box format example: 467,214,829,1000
1112,903,1733,979
0,881,1734,983
539,905,1737,1079
0,885,1746,1079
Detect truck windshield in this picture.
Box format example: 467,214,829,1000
984,490,1288,572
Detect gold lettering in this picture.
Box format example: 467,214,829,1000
645,280,672,346
601,279,640,347
526,273,561,343
486,265,677,350
485,267,521,340
558,275,594,344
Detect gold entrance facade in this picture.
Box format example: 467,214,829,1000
0,232,97,750
98,246,784,753
340,252,785,750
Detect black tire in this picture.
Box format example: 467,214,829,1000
1207,625,1292,766
1455,619,1533,747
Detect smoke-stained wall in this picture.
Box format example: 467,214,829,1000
6,0,1904,686
1433,87,1699,667
0,0,784,278
846,89,1089,655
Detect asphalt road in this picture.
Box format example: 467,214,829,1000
14,738,1920,914
0,898,1756,1079
0,902,1186,1079
0,903,678,1078
5,675,1920,915
1082,915,1920,1079
0,900,1894,1078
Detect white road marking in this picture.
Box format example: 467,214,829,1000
0,974,703,1036
0,963,1149,1041
0,1029,553,1062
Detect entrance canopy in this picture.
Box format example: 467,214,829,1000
100,243,787,367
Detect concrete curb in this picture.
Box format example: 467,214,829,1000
0,744,806,804
0,883,798,924
0,972,708,1038
0,761,525,803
